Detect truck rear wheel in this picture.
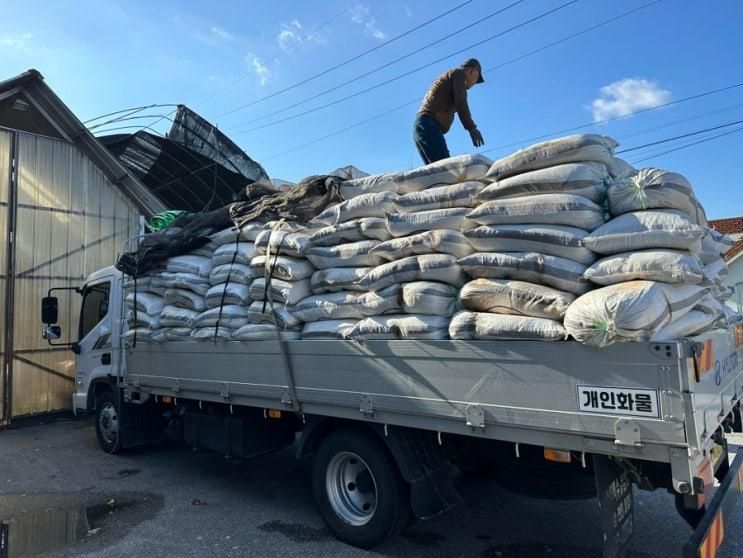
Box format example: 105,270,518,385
95,389,122,454
312,428,411,549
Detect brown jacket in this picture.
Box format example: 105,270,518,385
417,68,477,134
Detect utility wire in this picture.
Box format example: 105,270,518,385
228,0,526,131
233,0,579,136
617,119,743,153
214,0,477,119
83,104,179,125
629,125,743,165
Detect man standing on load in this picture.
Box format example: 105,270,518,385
413,58,485,164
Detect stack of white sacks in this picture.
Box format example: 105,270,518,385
124,134,739,347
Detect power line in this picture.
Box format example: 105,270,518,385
196,0,365,109
233,0,579,136
227,0,526,131
628,125,743,165
82,104,179,125
616,119,743,153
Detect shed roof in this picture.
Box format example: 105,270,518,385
0,69,166,216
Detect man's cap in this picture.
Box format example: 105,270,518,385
461,58,484,83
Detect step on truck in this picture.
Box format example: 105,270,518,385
41,264,743,557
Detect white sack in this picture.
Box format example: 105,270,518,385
401,281,460,316
459,279,575,320
700,232,731,264
189,241,219,258
232,324,301,341
308,217,391,247
254,229,308,258
484,134,618,181
702,258,728,286
353,285,402,316
191,326,234,340
126,310,161,329
159,272,211,296
660,283,709,322
301,319,359,339
164,288,208,312
162,327,193,341
166,255,214,278
193,305,250,329
449,311,567,341
208,224,262,245
370,230,474,262
458,252,590,295
348,314,450,340
311,267,371,293
213,242,257,267
249,255,315,281
386,207,473,237
651,311,717,341
583,210,705,255
205,283,252,308
465,224,595,265
477,162,609,203
584,250,705,285
125,292,164,316
122,327,154,342
306,240,379,269
467,193,604,231
292,292,365,322
693,294,725,321
360,254,466,291
123,275,167,297
249,277,312,306
393,181,484,211
160,305,200,328
247,301,301,329
209,263,254,286
314,192,398,225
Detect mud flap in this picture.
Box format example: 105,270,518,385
593,455,634,558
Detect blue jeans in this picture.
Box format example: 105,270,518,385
413,114,450,165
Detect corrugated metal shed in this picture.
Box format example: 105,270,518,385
0,70,152,422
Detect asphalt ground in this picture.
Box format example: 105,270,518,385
1,416,742,558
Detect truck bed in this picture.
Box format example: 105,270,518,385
123,326,743,466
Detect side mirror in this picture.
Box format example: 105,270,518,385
42,325,61,340
42,296,59,324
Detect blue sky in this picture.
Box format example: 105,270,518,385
1,0,741,218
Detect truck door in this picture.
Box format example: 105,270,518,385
74,278,114,410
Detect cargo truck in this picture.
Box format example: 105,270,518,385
41,264,743,557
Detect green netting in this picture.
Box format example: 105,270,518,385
146,210,187,231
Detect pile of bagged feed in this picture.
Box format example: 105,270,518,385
123,133,740,348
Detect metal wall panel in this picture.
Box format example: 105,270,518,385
8,131,140,417
0,129,10,421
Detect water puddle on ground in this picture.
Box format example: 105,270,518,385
1,506,91,557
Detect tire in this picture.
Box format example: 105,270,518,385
312,428,412,549
95,389,122,454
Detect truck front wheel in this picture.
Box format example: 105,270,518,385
95,390,122,454
312,428,411,549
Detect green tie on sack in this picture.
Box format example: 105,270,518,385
146,210,187,231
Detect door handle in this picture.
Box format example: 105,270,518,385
101,353,111,365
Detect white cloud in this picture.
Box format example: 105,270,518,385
0,32,32,49
349,4,386,41
210,26,233,40
591,78,671,122
277,19,326,51
405,6,413,17
246,52,271,86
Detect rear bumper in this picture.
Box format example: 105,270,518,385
684,449,743,558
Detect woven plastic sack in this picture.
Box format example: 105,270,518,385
484,134,618,181
306,240,379,269
191,326,235,340
205,283,252,308
122,327,154,342
232,324,301,341
162,327,193,341
254,229,308,258
352,285,402,316
125,292,164,316
249,255,315,281
193,305,250,329
583,210,706,255
564,281,671,347
160,305,200,327
449,311,567,341
164,288,208,312
693,294,726,321
126,310,161,329
314,192,398,225
465,224,596,265
123,275,167,296
308,217,391,247
209,263,254,286
401,281,460,316
702,258,728,287
166,255,214,278
651,310,717,341
189,241,219,258
311,267,371,293
393,181,484,212
301,319,360,339
348,314,450,340
213,242,257,267
386,208,473,237
360,254,466,291
467,193,604,231
699,231,733,264
585,250,704,286
459,252,590,295
246,301,301,329
159,272,211,296
370,230,474,262
477,162,609,203
607,168,707,225
459,278,575,320
292,292,365,322
249,277,312,306
208,224,262,245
